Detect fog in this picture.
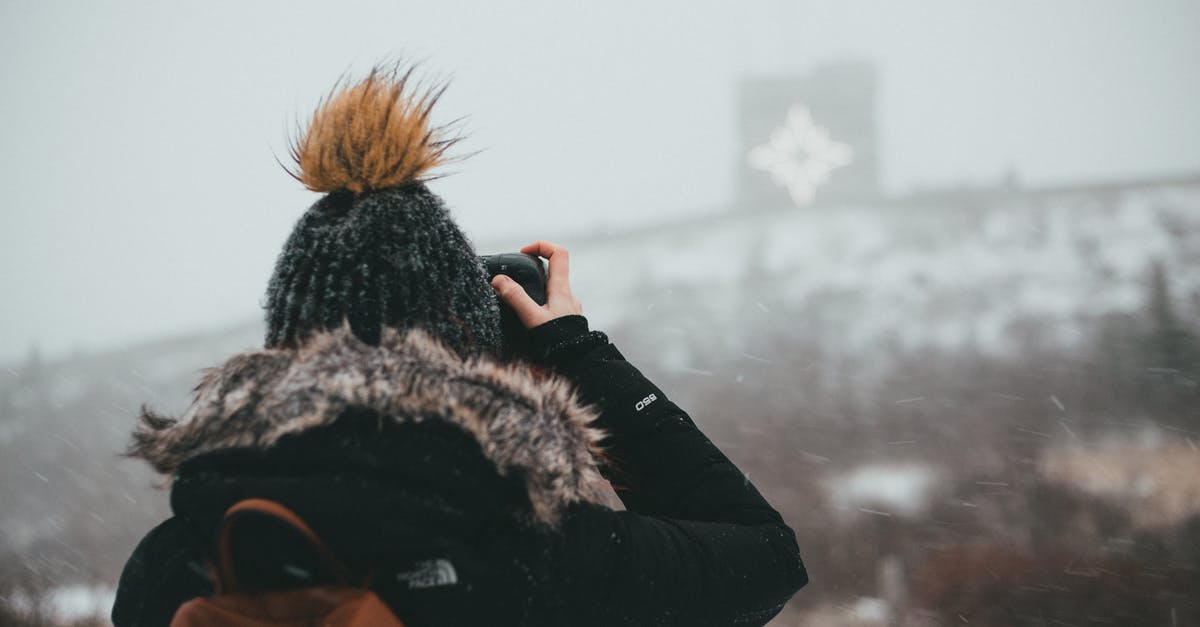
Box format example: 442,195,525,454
2,2,1199,626
1,0,1198,363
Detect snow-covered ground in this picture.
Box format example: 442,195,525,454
530,179,1200,365
825,462,943,519
4,584,115,624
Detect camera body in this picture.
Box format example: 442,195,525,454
479,253,548,358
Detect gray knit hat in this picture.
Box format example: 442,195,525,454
262,64,502,357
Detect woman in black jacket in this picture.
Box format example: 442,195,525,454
111,64,807,626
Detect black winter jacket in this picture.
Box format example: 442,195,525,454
112,315,807,626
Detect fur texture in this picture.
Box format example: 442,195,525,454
287,64,460,194
129,322,611,528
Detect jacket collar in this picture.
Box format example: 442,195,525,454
128,322,611,528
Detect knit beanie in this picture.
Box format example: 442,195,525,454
262,64,502,357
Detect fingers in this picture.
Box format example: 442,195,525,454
519,240,571,298
491,274,549,328
500,240,584,330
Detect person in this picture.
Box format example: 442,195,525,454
111,64,807,626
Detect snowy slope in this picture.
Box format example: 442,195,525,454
537,178,1200,363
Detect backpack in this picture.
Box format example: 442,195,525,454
170,498,406,627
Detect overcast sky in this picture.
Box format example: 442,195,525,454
2,0,1198,365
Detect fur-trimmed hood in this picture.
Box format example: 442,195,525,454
129,322,612,528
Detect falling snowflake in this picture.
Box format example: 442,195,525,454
747,104,854,207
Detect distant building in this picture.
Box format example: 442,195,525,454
738,61,881,210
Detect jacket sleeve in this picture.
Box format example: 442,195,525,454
111,516,212,627
527,315,808,626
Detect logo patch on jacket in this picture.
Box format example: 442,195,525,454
395,559,459,589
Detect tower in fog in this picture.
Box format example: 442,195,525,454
738,61,881,210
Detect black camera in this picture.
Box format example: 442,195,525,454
479,253,548,358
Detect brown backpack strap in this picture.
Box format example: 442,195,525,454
214,498,350,593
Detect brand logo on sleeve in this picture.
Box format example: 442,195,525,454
635,394,658,412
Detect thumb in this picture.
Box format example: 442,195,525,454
491,275,547,328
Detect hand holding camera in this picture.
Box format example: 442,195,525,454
488,241,583,329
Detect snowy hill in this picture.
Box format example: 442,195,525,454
542,175,1200,372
